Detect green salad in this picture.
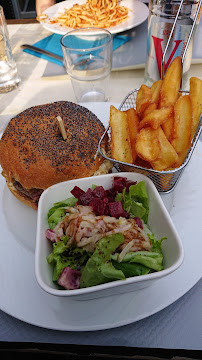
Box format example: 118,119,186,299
45,177,166,290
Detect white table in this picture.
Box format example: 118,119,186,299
0,21,202,351
1,22,202,121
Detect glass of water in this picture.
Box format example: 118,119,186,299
61,27,112,102
0,6,20,93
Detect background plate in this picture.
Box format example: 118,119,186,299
0,102,202,331
39,0,149,35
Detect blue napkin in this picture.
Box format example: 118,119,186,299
23,33,132,67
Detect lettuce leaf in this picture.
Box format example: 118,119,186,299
47,240,90,281
48,196,77,218
112,251,163,271
149,233,167,253
116,181,149,223
48,208,66,230
111,260,150,277
111,234,165,272
47,196,77,229
80,233,125,288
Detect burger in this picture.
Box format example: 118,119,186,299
0,101,111,210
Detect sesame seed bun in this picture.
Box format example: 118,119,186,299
0,101,110,209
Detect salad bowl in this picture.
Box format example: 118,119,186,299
35,172,184,300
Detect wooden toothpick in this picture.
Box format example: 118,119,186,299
57,116,67,140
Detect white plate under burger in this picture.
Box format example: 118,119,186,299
0,102,202,331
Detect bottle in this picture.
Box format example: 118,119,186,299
144,0,201,87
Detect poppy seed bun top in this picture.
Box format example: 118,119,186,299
0,101,108,190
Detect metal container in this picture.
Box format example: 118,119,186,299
98,88,202,193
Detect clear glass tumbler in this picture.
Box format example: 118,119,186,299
0,6,20,93
61,28,112,103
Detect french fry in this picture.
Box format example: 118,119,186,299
159,56,182,108
189,77,202,139
171,149,188,168
134,156,151,169
139,107,173,130
136,85,152,118
161,113,175,141
109,105,133,164
108,58,201,182
135,127,161,162
151,79,163,104
142,103,157,118
125,108,139,163
151,127,178,171
171,95,192,153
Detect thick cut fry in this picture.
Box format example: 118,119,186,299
108,61,202,178
171,95,192,153
125,108,139,163
136,85,152,118
134,156,151,169
151,80,163,104
139,107,173,130
142,103,157,118
162,113,174,141
189,77,202,139
159,56,182,108
109,105,133,164
135,127,161,162
151,127,178,171
171,149,188,168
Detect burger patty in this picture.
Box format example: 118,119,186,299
13,180,43,205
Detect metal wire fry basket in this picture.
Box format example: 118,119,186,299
98,0,202,193
98,88,202,193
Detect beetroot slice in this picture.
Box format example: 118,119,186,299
90,198,106,216
58,267,81,290
70,177,137,219
106,188,118,201
112,177,127,192
71,186,85,199
134,217,143,229
108,201,126,218
125,180,137,191
92,186,107,199
112,177,137,192
79,188,94,205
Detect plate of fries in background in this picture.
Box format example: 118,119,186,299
37,0,149,35
98,57,202,193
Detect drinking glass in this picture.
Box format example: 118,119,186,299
61,27,112,102
0,6,20,93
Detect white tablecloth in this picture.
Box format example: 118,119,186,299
0,22,202,350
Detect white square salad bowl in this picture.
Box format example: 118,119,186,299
35,172,184,300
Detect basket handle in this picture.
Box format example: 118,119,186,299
161,0,202,79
